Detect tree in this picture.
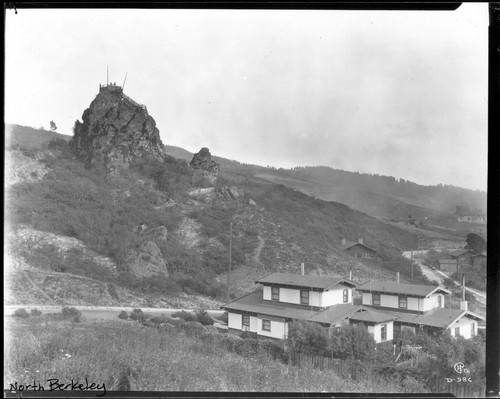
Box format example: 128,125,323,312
328,324,376,361
50,121,57,131
465,233,486,253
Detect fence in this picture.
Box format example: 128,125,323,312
286,352,366,380
431,376,484,398
283,352,485,397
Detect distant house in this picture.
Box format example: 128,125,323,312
340,237,378,260
356,281,484,339
449,248,475,267
438,258,459,274
457,215,486,224
471,253,487,269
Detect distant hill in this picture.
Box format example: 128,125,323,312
10,127,484,235
6,124,71,149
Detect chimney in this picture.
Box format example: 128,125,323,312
458,273,468,310
396,272,400,283
341,237,346,246
349,269,352,280
301,263,305,276
462,273,466,302
358,237,364,245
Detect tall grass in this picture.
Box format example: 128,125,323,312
5,317,409,392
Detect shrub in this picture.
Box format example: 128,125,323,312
61,307,82,318
287,320,329,356
118,311,129,320
129,309,148,323
14,308,29,318
234,338,261,357
30,308,42,316
150,315,170,325
182,321,208,337
171,310,197,323
195,309,214,326
167,317,186,328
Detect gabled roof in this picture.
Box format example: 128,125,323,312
340,240,378,253
256,273,357,290
439,259,457,265
450,248,474,258
349,308,398,324
382,308,484,329
356,281,451,297
222,291,362,325
470,252,487,258
308,304,364,325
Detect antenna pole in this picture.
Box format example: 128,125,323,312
107,65,109,85
122,72,128,91
227,222,232,304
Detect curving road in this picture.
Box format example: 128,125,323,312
402,250,486,306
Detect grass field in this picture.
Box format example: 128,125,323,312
5,314,414,393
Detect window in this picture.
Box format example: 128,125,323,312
242,315,250,329
300,290,309,305
343,289,349,303
262,319,271,331
438,295,442,308
455,327,460,337
470,323,475,337
399,296,408,309
372,293,381,306
271,287,279,301
381,324,387,341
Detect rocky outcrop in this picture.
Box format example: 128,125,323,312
189,147,219,186
218,185,245,200
70,85,164,172
123,241,168,278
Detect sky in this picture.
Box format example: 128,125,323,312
5,5,488,191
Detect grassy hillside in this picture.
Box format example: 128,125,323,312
5,125,440,307
6,124,71,149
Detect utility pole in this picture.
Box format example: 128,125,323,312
227,222,232,304
410,249,414,281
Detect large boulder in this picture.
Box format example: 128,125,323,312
189,147,219,187
123,241,168,278
70,85,164,173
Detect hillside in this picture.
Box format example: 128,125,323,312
4,123,437,307
6,124,71,148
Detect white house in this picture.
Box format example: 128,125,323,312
223,273,392,343
355,281,484,339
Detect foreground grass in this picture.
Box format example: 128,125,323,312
5,316,410,393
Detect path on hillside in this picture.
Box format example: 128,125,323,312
253,235,265,266
20,269,57,303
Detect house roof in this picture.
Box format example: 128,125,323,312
450,248,474,258
256,273,357,290
308,304,364,325
356,281,450,297
439,259,457,265
349,308,398,324
381,308,485,329
471,252,487,258
340,240,378,253
222,291,362,325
